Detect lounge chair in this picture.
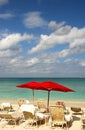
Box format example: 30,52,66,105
18,99,26,106
80,109,85,130
81,114,85,130
1,102,14,112
3,106,10,111
23,111,38,128
0,113,19,125
56,101,66,109
71,107,83,115
37,100,46,113
49,105,67,129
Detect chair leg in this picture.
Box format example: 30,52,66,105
81,124,85,130
63,123,68,130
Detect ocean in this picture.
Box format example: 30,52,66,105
0,77,85,101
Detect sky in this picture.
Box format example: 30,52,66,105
0,0,85,78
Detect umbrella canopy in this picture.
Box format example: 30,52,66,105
16,81,41,103
40,81,75,111
40,81,75,92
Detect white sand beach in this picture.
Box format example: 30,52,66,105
0,99,85,130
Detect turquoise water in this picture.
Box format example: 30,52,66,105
0,77,85,101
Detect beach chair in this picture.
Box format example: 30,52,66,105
81,115,85,130
1,102,14,112
56,101,66,110
81,110,85,130
3,106,10,111
71,107,83,115
23,111,38,128
37,100,46,113
18,99,26,106
49,105,67,129
0,113,17,125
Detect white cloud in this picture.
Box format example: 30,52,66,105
0,48,22,57
0,0,8,6
0,13,14,19
69,28,85,48
79,61,85,66
0,56,40,76
23,11,47,28
9,56,39,68
0,33,34,50
48,21,65,30
29,29,70,54
0,20,85,77
55,46,85,59
26,58,39,66
29,23,85,56
0,51,85,77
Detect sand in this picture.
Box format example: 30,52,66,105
0,99,84,130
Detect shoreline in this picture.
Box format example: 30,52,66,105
0,98,85,108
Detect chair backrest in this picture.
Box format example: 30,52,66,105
3,106,10,111
56,101,66,110
37,100,46,113
49,105,65,121
18,99,26,106
0,114,13,119
23,111,34,120
37,100,46,109
71,107,81,113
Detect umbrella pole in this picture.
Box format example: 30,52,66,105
32,90,34,104
47,91,50,112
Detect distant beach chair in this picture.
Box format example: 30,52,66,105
1,102,14,112
37,100,46,113
23,111,38,128
81,114,85,130
0,113,21,125
18,99,30,107
18,99,26,106
49,105,67,129
56,101,66,109
71,107,83,115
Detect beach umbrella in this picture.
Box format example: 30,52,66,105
40,81,75,111
16,81,41,103
17,80,75,111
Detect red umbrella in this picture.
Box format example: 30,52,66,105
16,81,41,103
40,81,75,111
16,80,75,111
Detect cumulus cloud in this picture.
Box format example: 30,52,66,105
9,56,39,69
48,21,65,30
26,58,39,66
0,13,14,19
29,21,85,57
0,51,85,77
0,33,34,50
0,0,8,6
0,48,22,57
23,11,47,28
0,55,40,76
0,20,85,77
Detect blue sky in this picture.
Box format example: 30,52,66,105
0,0,85,77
